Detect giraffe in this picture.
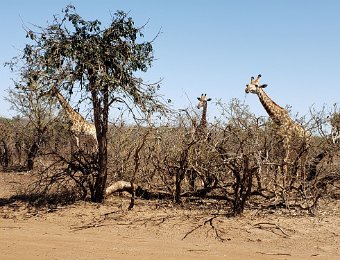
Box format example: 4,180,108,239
330,113,340,145
50,87,97,152
245,74,310,183
195,93,212,138
187,94,212,191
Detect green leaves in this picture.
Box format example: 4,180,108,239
9,4,166,125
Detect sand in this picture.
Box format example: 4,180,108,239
1,172,339,259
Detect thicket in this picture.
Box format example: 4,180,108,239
1,100,339,215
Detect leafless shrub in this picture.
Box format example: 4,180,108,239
0,117,34,170
4,97,338,216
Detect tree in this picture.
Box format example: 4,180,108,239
7,5,165,202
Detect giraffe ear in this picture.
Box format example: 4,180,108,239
197,97,201,100
260,84,268,88
207,98,212,101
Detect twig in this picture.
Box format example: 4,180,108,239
253,222,290,237
182,223,204,240
0,226,22,229
183,215,228,242
70,223,105,231
102,210,119,217
256,252,291,256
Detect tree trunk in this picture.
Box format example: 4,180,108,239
0,140,10,168
91,80,109,203
174,170,184,203
92,137,107,202
27,142,39,171
26,130,46,171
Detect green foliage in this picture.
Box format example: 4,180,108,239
8,4,162,116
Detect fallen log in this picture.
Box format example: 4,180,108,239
105,181,228,201
105,181,172,200
105,181,133,197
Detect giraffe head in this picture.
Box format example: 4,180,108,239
197,94,211,109
245,74,268,94
37,85,58,99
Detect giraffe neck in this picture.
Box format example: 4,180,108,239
257,88,288,126
199,102,208,128
55,92,85,122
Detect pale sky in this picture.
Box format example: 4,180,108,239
0,0,339,120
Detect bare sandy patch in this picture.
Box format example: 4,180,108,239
1,172,339,259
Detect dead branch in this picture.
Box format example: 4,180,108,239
105,180,133,196
70,223,106,231
256,252,292,256
105,180,173,200
182,215,228,242
129,131,149,209
253,222,290,237
182,223,205,240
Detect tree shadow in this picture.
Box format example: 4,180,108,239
1,165,29,173
0,190,78,209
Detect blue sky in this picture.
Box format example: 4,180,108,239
0,0,339,120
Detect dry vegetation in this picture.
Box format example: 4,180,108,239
1,101,340,259
1,100,339,216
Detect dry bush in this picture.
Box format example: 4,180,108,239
106,114,197,203
0,117,33,170
5,99,339,216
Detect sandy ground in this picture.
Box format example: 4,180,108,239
1,172,340,260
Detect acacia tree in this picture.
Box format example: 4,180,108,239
7,5,165,202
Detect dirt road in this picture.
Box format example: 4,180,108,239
1,172,340,259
